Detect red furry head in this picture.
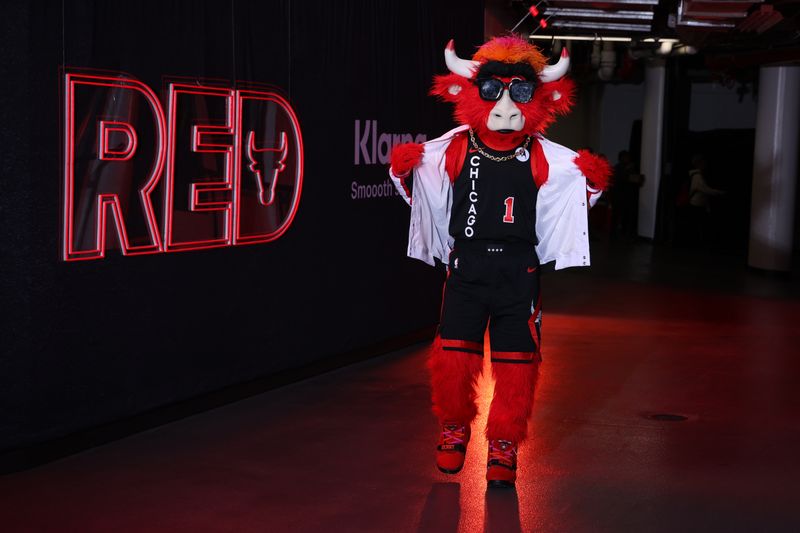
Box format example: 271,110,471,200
431,35,575,144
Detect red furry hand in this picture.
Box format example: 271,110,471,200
574,150,612,192
390,142,425,178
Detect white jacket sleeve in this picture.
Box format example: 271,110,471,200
389,168,412,206
535,137,593,270
396,126,467,266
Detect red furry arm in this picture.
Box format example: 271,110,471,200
390,142,425,178
573,150,612,191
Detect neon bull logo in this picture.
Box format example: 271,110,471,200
62,71,303,261
247,130,287,206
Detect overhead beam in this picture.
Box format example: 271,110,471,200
543,7,655,20
548,0,659,6
550,20,653,31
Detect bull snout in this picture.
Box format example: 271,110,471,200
486,90,525,132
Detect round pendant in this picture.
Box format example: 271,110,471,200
515,147,530,162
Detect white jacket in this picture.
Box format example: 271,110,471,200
390,125,601,270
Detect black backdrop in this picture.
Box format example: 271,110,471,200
0,0,484,455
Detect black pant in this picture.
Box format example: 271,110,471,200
439,240,542,363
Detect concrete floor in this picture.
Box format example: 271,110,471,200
1,242,799,532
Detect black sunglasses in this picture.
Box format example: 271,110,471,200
475,78,536,104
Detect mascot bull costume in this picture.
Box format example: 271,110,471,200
389,35,611,487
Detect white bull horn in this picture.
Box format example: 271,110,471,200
539,47,570,83
444,39,480,79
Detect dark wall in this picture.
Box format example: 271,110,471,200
0,0,484,452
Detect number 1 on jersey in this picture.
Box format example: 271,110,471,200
503,196,515,223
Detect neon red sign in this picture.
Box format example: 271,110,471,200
62,71,304,261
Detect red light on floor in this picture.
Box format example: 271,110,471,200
539,19,548,28
529,6,539,16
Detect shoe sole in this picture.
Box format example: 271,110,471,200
487,479,515,488
437,464,464,474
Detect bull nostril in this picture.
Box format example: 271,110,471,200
509,113,519,119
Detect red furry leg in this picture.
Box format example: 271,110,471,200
427,336,484,424
486,362,540,443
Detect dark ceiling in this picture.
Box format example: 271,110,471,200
493,0,800,65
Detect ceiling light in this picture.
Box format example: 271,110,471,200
529,34,633,42
528,35,681,44
550,20,652,32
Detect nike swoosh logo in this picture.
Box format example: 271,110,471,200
468,148,479,153
527,267,537,273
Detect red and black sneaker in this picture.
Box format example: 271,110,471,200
486,439,517,487
436,422,471,474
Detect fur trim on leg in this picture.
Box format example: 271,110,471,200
486,362,540,443
427,336,484,424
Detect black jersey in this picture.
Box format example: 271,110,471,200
449,134,539,244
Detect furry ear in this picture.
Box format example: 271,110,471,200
520,76,577,134
538,77,575,116
431,73,471,103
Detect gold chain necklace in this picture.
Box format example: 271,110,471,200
468,129,530,162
